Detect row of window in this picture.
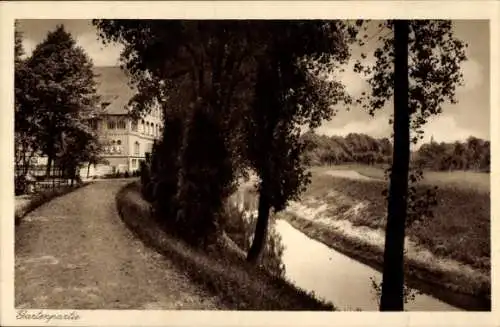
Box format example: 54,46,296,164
103,145,123,154
93,117,163,138
103,139,124,154
102,140,150,157
131,120,162,137
107,120,127,130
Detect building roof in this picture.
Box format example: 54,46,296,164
94,66,137,116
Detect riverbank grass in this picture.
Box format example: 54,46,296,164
116,182,335,311
303,170,490,272
238,165,490,308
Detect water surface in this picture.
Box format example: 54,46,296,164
275,219,460,311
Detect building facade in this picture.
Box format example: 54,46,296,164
91,108,163,174
91,66,164,174
16,67,160,179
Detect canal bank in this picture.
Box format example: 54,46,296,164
275,219,458,311
233,170,490,311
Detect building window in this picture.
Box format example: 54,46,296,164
107,119,116,130
117,119,126,129
117,140,122,145
132,120,138,132
132,159,137,168
141,119,145,134
134,141,140,156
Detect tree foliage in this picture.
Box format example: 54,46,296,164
16,24,100,186
415,137,490,172
242,21,355,262
93,20,357,254
14,21,39,193
26,25,100,176
93,20,261,246
301,130,393,166
301,130,490,172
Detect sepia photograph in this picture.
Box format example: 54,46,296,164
1,1,498,326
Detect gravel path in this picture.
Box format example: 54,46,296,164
15,180,220,309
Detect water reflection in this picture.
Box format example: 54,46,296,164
275,219,459,311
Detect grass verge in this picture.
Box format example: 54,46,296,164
115,181,335,311
15,182,93,226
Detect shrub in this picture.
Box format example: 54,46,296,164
15,176,27,195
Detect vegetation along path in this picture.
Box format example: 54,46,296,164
15,180,222,309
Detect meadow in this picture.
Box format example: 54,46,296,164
304,165,490,270
309,164,490,193
271,164,490,307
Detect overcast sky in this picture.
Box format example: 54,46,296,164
17,19,490,146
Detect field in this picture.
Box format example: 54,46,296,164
303,165,490,270
256,164,491,306
310,164,490,193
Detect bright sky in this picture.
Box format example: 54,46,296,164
17,19,490,145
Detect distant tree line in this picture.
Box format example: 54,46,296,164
301,130,490,172
415,136,490,172
301,130,393,166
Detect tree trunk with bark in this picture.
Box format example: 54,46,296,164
46,154,53,177
246,186,271,263
379,20,410,311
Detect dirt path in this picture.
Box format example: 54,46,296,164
15,180,220,309
322,169,375,181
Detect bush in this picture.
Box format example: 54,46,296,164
15,176,27,195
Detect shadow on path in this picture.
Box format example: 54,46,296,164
15,180,220,309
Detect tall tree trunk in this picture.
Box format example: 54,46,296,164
247,186,271,263
87,162,91,178
380,20,410,312
46,154,53,177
